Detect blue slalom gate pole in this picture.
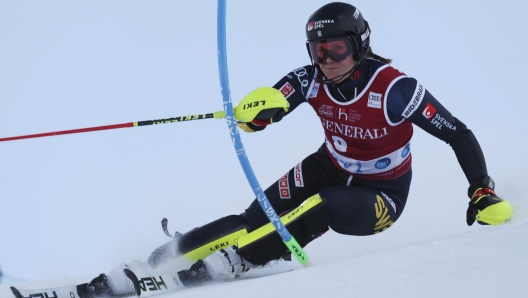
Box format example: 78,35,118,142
216,0,310,266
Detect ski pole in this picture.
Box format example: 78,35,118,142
0,111,226,142
217,0,311,267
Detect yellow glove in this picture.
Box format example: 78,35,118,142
466,176,512,226
234,87,289,132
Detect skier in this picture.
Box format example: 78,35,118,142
80,2,512,296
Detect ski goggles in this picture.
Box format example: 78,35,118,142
307,36,355,64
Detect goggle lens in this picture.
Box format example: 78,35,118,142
308,37,354,64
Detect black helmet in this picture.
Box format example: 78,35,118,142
306,2,370,62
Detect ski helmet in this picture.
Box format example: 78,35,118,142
305,3,371,81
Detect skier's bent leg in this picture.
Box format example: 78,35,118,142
178,194,332,285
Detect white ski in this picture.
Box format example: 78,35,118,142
9,269,186,298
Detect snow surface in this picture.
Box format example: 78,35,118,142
2,210,527,297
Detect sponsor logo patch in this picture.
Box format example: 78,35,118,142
309,83,320,98
361,28,370,41
402,83,425,118
139,276,168,292
429,113,457,131
318,104,334,118
279,173,290,199
367,92,382,109
348,109,362,122
320,118,389,139
380,191,397,213
338,108,349,120
374,195,394,234
279,82,295,99
401,143,411,158
294,162,304,187
422,103,436,120
307,19,335,31
375,158,391,169
18,291,58,297
293,67,309,89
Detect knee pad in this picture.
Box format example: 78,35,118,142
237,194,331,266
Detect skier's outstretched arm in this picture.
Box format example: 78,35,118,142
386,77,512,226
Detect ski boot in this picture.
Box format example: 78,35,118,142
177,246,251,287
177,259,212,287
208,246,251,279
77,268,140,298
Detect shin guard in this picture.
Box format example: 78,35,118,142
148,215,250,268
237,194,331,266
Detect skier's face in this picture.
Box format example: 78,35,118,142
308,36,356,83
319,54,356,84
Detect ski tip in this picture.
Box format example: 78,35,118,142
123,268,141,297
10,286,23,298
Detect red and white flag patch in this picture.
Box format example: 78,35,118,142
279,82,295,99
